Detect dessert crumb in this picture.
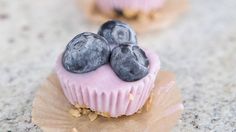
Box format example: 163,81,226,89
82,109,91,115
69,109,81,118
88,113,98,121
96,111,111,118
74,104,81,109
123,10,138,19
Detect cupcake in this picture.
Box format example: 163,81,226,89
95,0,166,18
55,20,160,117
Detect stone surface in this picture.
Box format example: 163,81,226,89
0,0,236,131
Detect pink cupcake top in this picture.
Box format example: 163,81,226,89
95,0,166,13
56,49,160,94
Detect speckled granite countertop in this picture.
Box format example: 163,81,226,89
0,0,236,131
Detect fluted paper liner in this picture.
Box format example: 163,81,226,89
56,66,157,117
55,50,160,117
32,71,183,132
78,0,188,33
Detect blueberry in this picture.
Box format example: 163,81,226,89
110,44,149,82
62,32,110,73
98,20,137,49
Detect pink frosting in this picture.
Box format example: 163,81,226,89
55,50,160,117
95,0,166,13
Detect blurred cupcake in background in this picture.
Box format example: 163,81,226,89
79,0,188,32
95,0,166,18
